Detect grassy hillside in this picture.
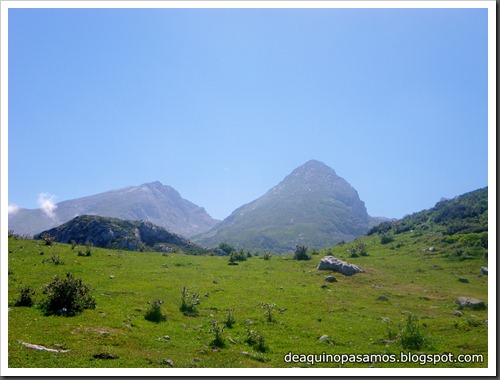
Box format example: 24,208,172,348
7,224,488,369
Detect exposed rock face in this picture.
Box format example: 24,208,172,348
34,215,210,254
317,256,364,276
455,297,487,310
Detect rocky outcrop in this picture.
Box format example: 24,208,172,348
317,256,364,276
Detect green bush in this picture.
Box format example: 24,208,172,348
245,329,268,353
41,273,96,316
293,246,311,261
180,287,200,316
400,314,428,350
14,287,36,307
210,322,226,348
144,299,167,323
224,309,236,328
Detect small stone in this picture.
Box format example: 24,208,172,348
377,295,389,301
481,267,488,275
325,276,337,283
109,275,115,279
453,311,463,317
162,359,174,367
458,278,469,283
318,335,329,342
193,358,200,362
163,335,170,341
428,247,435,252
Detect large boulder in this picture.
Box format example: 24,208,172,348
455,297,487,310
317,256,364,276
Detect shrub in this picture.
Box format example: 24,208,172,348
44,254,65,265
263,252,272,261
41,273,96,316
229,249,247,263
40,233,54,246
400,314,427,350
14,287,36,307
245,329,268,353
225,309,236,328
380,234,394,244
144,299,167,323
259,302,277,323
180,287,200,316
210,321,226,348
293,245,311,261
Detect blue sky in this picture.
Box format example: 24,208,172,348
7,5,490,221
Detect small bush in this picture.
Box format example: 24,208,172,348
259,302,277,323
263,252,272,261
44,254,65,265
245,329,268,353
400,314,428,350
144,299,167,323
14,287,36,307
40,233,54,246
380,234,394,244
229,249,247,263
180,287,200,316
210,321,226,348
293,245,311,261
41,273,96,316
225,309,236,328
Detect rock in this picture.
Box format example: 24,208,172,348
162,359,174,367
455,297,486,310
481,267,488,275
377,295,389,301
93,353,118,359
428,247,435,252
453,311,463,317
458,278,469,283
325,276,337,283
317,256,364,276
163,335,170,341
318,335,329,342
109,275,115,279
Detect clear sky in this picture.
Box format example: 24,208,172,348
6,4,490,221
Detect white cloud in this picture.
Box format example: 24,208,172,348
37,193,58,219
8,204,20,215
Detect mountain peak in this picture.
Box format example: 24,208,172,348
195,160,369,253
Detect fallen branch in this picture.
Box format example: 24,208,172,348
18,341,69,353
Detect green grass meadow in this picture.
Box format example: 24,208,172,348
7,231,489,371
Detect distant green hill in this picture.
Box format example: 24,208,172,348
368,187,488,238
34,215,213,255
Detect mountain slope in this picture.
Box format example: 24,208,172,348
194,160,371,253
34,215,212,255
8,182,218,238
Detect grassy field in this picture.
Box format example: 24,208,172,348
7,229,489,370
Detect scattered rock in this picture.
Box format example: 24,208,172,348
228,262,238,266
229,338,236,344
428,247,435,252
245,319,253,324
325,276,337,283
193,357,200,362
318,335,329,342
377,295,389,301
162,359,174,367
455,297,487,310
317,256,364,276
321,284,329,289
458,278,469,283
481,267,488,275
109,275,115,279
19,341,69,353
453,311,463,317
93,353,118,359
97,331,109,336
163,335,170,341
